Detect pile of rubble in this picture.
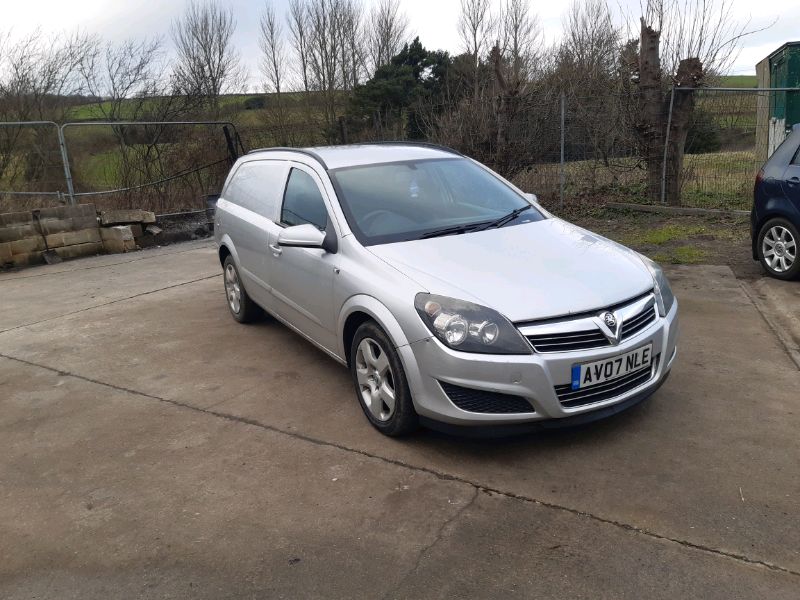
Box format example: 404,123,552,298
99,209,162,253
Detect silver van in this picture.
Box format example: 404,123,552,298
214,143,678,436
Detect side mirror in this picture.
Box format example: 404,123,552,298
278,223,337,253
524,192,539,204
278,223,325,248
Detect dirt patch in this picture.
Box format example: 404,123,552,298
559,205,763,280
139,211,213,248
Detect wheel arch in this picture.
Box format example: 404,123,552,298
217,234,240,267
339,295,412,366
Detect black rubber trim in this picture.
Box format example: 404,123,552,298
515,291,653,328
439,381,533,414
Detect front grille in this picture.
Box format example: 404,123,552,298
440,381,533,414
554,354,660,408
621,305,657,340
524,295,657,353
527,329,609,352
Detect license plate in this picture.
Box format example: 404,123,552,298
571,344,653,390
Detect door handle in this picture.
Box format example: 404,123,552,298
269,243,282,256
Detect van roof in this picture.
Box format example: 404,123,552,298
248,142,461,170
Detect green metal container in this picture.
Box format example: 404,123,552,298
756,42,800,161
769,42,800,127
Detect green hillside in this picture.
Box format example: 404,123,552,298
718,75,758,88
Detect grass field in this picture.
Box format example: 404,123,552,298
717,75,758,88
513,149,758,211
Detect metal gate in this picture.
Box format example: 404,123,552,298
0,120,244,208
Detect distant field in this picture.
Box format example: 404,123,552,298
717,75,758,88
515,150,758,211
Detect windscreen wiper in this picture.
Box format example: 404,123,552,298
475,205,533,231
419,222,490,239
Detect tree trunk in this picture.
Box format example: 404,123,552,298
664,58,703,206
637,18,664,203
491,46,509,173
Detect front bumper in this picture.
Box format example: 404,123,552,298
399,301,678,427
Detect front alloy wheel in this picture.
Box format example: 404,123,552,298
758,218,800,280
355,338,397,422
349,321,418,436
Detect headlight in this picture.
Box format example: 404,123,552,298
640,256,675,317
414,293,532,354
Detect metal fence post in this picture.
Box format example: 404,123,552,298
560,92,566,210
56,125,76,205
660,87,675,205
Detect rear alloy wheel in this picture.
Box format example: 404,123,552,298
758,218,800,280
350,321,418,436
223,256,262,323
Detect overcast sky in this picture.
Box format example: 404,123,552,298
4,0,796,89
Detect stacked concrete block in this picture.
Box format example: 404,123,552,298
0,204,168,268
98,209,158,251
100,225,137,253
99,209,156,227
0,204,101,268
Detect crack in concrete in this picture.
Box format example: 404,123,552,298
1,351,799,580
0,273,220,335
383,486,480,599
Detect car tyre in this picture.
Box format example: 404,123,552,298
350,321,419,436
223,255,262,323
757,218,800,280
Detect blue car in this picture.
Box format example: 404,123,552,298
752,124,800,280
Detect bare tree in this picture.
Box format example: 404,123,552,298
561,0,620,85
307,0,344,131
636,0,760,204
260,1,286,95
458,0,494,97
287,0,312,94
366,0,409,73
74,35,209,205
498,0,542,85
171,0,246,112
78,37,165,121
488,0,542,172
554,0,633,176
645,0,758,78
338,0,365,91
0,30,91,190
259,1,289,141
0,29,90,122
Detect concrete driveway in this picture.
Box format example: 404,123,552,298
1,241,799,599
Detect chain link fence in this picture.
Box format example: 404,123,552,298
61,122,242,213
678,88,798,210
0,88,797,215
1,121,243,213
0,122,69,211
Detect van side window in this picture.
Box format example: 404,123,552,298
224,161,284,220
281,168,328,230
